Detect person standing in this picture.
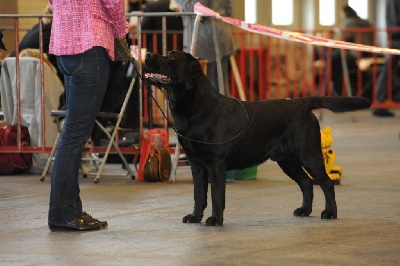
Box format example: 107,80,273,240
175,0,234,94
141,0,183,54
330,5,374,97
128,0,145,12
372,0,400,117
47,0,128,231
340,5,373,49
9,5,64,84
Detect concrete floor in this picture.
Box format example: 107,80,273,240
0,109,400,265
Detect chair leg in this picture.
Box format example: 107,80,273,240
93,119,135,183
43,67,138,183
169,143,180,183
93,72,137,183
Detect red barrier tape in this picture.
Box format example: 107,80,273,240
194,3,400,55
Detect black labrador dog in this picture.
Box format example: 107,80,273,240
144,50,371,226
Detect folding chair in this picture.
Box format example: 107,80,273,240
40,60,139,183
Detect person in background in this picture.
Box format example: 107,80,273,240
128,0,145,13
127,0,146,44
372,0,400,117
169,0,182,12
47,0,128,231
141,0,183,54
330,5,374,97
175,0,234,94
340,5,373,50
119,0,146,57
9,5,63,83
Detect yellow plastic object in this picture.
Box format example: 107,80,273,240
307,126,342,184
320,126,342,184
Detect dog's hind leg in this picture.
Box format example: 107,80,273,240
301,147,337,220
183,163,208,224
277,158,314,217
295,120,337,219
305,164,337,219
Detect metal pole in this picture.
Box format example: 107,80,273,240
39,17,46,150
190,15,202,55
340,49,353,97
137,16,144,134
14,17,22,150
162,16,169,133
211,20,225,95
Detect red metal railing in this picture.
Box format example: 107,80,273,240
230,27,400,110
1,13,399,156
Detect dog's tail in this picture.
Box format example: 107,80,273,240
301,96,371,113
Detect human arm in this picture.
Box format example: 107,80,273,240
101,0,129,38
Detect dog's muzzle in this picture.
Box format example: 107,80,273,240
144,73,171,84
144,52,172,85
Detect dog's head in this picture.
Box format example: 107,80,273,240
144,51,204,89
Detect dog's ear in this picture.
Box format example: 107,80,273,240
186,54,205,79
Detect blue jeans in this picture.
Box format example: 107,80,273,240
375,41,400,103
48,46,110,224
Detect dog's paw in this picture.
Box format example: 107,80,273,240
321,210,337,219
205,216,223,226
182,214,202,223
293,207,312,217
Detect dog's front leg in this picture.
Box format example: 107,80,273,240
183,163,208,224
206,162,226,226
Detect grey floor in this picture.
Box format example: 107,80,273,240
1,109,400,265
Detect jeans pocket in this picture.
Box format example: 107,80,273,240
57,54,84,75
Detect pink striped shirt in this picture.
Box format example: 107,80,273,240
49,0,128,61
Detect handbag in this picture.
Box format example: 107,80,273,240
135,131,172,182
0,125,32,175
114,37,133,62
143,146,172,182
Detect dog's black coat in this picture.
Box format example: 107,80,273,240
145,50,371,226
